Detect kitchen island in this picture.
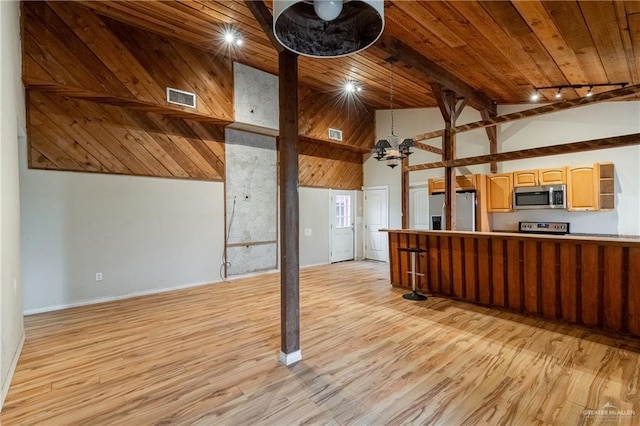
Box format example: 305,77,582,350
384,229,640,337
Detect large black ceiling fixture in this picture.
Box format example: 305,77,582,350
273,0,384,58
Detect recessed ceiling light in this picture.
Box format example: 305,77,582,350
223,30,243,46
344,81,361,94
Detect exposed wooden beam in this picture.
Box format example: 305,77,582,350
244,0,283,53
278,50,300,364
413,129,444,142
454,98,469,122
376,33,495,112
431,83,455,124
406,133,640,171
480,109,498,173
414,141,442,155
455,84,640,134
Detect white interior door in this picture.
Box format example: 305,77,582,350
410,185,429,230
364,186,388,261
331,190,355,263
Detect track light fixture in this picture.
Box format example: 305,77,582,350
530,82,628,102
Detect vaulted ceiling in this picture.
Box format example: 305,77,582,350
68,1,640,109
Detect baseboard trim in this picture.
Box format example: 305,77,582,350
1,332,25,412
278,350,302,366
23,278,224,315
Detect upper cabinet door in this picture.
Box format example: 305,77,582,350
513,170,538,187
567,164,599,211
539,167,567,185
486,173,513,212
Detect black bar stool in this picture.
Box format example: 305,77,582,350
398,247,428,301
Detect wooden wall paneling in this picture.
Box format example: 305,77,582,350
28,92,225,181
451,237,464,298
560,244,578,324
29,93,152,176
540,242,558,319
463,237,477,300
580,245,600,327
49,2,164,104
428,235,441,293
491,239,506,307
418,234,429,293
298,140,362,190
506,240,522,311
603,247,623,330
298,87,375,152
440,236,452,295
476,237,491,305
23,1,234,122
389,233,400,286
628,248,640,335
522,240,539,315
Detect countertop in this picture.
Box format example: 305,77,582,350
381,229,640,245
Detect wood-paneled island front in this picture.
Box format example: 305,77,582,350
384,229,640,337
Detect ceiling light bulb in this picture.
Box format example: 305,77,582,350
356,86,362,92
531,91,540,101
345,82,355,93
224,32,235,43
235,38,243,46
586,87,593,97
313,0,343,21
555,89,562,99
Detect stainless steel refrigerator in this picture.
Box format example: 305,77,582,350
429,191,476,231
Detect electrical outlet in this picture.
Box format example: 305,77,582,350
95,272,103,282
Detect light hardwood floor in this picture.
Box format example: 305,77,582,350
2,261,640,425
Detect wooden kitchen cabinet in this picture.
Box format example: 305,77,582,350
599,163,615,210
567,164,600,211
486,173,513,212
428,175,477,194
513,170,538,187
539,167,566,185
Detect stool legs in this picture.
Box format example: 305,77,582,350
403,251,427,301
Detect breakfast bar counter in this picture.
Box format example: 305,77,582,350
383,229,640,337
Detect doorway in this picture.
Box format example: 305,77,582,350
363,186,389,261
330,190,355,263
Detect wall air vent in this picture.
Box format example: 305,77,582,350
328,128,343,141
166,87,196,109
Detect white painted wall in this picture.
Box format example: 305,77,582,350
493,102,640,235
20,140,226,313
364,102,640,237
0,0,26,410
299,187,330,266
298,187,363,267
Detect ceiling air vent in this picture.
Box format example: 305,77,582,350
328,128,343,141
166,87,196,109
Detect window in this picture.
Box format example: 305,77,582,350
335,195,351,228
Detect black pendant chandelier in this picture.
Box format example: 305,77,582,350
372,64,414,168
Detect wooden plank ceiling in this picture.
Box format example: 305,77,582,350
77,0,640,108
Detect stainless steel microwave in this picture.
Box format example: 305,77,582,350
513,184,566,210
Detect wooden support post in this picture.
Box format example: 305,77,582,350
432,84,459,230
402,161,409,229
443,124,456,230
278,50,301,366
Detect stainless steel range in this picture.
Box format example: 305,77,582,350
518,221,570,235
